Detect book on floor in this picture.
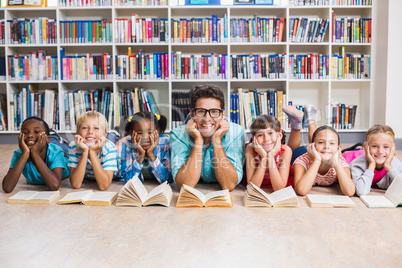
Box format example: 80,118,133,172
360,175,402,208
58,190,118,206
116,176,173,207
306,194,356,208
176,184,233,208
244,183,299,207
7,191,60,204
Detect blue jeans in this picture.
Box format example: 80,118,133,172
291,146,307,165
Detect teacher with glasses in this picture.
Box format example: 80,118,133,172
170,85,245,191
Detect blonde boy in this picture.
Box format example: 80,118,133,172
68,111,117,190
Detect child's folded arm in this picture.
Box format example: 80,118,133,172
2,152,30,193
30,151,63,191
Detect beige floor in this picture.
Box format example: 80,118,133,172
0,144,401,267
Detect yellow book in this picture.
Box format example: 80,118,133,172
116,176,172,207
176,184,233,208
238,88,245,128
244,183,299,208
7,191,60,204
277,90,284,125
58,190,118,206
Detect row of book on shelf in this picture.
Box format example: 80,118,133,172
7,175,402,209
289,17,329,43
230,16,284,43
115,16,169,43
58,0,169,7
332,13,372,43
5,48,369,81
60,20,113,44
6,17,57,45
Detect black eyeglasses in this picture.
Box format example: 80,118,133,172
192,108,223,118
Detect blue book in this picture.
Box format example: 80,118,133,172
230,94,234,123
156,53,161,79
253,90,260,117
84,93,90,111
235,93,240,124
27,86,31,117
146,92,160,115
212,15,218,42
78,21,82,43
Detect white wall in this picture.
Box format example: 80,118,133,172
385,0,402,138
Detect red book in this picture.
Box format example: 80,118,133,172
103,53,107,79
92,22,96,43
184,57,188,79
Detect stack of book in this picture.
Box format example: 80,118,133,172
289,54,330,80
171,15,227,43
115,16,169,43
64,87,114,131
7,51,58,81
330,103,357,130
230,53,286,80
332,13,371,43
116,87,161,127
7,17,57,44
115,49,169,80
171,52,228,79
60,19,113,44
9,85,60,131
171,91,191,129
289,17,329,43
59,0,113,6
331,46,370,79
231,88,286,129
230,16,285,43
60,49,113,80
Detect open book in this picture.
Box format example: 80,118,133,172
116,176,173,207
7,191,60,204
244,183,299,207
176,184,233,208
360,175,402,208
58,190,118,206
306,194,356,208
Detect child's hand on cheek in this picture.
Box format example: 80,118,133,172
384,144,395,172
327,149,341,167
269,139,281,159
19,133,30,155
364,142,375,169
253,138,267,159
74,135,89,151
31,132,47,155
90,136,107,151
307,143,321,163
147,130,159,155
132,131,146,157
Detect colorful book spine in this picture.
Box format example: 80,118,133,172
230,16,285,43
7,18,57,45
331,47,370,79
332,14,372,43
114,17,168,43
60,20,112,44
60,53,113,81
289,54,330,80
331,0,371,6
0,19,5,45
113,0,168,6
330,103,358,129
289,17,329,43
289,0,329,6
59,0,113,7
231,53,285,80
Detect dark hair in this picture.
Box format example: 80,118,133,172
21,116,50,135
125,111,167,135
311,125,340,145
249,115,286,144
189,85,225,110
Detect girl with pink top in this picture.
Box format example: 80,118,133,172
293,126,355,196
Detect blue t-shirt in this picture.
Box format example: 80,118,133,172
10,143,70,185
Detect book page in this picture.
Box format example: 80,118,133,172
84,192,118,203
249,182,271,203
269,186,297,205
360,195,395,208
30,191,60,201
385,175,402,206
130,176,149,203
146,181,168,201
58,190,93,204
205,189,230,203
183,184,206,203
328,196,355,207
8,191,38,202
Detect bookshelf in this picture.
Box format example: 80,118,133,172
0,0,378,136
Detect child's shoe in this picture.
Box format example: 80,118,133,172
303,104,317,122
282,105,304,130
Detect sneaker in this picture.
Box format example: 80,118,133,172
282,105,303,130
303,104,317,122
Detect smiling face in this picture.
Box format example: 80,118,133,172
254,127,282,153
133,119,156,151
190,98,223,139
313,129,340,161
20,119,49,148
77,117,106,147
367,133,394,168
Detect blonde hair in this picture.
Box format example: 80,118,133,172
76,111,108,134
366,124,395,142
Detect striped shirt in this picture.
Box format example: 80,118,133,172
293,153,349,186
68,140,118,179
117,135,172,184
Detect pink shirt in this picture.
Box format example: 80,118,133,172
293,153,349,186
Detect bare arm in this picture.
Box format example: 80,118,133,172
88,137,113,191
293,144,321,196
330,151,355,196
69,135,89,189
2,133,30,193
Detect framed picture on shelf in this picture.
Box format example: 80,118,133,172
255,0,273,4
234,0,254,4
7,0,24,5
185,0,221,5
